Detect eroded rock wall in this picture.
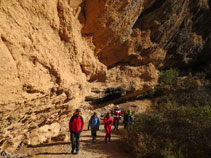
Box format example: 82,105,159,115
0,0,107,105
0,0,106,152
135,0,210,68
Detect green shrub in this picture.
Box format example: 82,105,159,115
122,105,211,158
159,69,179,87
177,76,202,90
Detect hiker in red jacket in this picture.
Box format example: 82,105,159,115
69,109,84,154
104,112,113,142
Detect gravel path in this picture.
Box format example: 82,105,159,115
16,125,132,158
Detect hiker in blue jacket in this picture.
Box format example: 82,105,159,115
88,112,100,142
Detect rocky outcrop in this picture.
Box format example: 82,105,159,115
0,0,209,153
0,0,104,153
134,0,210,69
82,0,144,66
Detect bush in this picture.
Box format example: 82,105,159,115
159,69,179,87
122,105,211,158
138,68,179,99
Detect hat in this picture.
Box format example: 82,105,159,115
76,109,81,112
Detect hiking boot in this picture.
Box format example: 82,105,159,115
76,150,79,155
71,150,74,154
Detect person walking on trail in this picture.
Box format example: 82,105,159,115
131,111,135,121
128,109,132,122
104,112,113,142
69,109,84,155
88,112,100,142
123,110,133,128
113,105,121,131
123,111,130,128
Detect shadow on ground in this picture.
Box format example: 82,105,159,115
35,152,70,155
28,142,70,148
82,139,130,158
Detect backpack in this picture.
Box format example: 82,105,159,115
128,110,132,116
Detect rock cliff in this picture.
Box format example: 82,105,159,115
135,0,210,69
0,0,209,153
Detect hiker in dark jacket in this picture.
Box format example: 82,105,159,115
123,111,131,128
69,109,84,155
88,112,100,142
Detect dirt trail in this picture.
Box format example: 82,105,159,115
16,125,132,158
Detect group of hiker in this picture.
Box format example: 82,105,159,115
68,106,134,155
113,105,134,129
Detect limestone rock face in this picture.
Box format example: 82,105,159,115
135,0,210,68
0,0,209,153
0,0,106,105
82,0,144,66
28,122,61,146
